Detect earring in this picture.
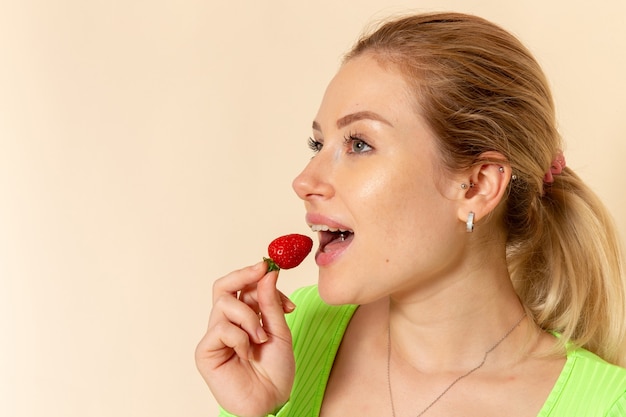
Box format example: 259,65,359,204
498,166,505,173
466,211,475,233
461,183,468,189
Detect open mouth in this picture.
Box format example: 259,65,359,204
310,224,355,253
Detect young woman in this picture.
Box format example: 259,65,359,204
196,12,626,417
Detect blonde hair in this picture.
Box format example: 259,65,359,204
346,12,626,366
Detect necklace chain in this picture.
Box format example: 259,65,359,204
387,313,526,417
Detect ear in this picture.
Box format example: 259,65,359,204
455,151,511,225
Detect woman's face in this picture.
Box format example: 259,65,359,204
292,54,467,305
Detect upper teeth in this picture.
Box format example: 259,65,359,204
310,224,351,233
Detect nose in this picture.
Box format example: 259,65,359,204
292,153,335,202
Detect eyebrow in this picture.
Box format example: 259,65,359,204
311,111,393,132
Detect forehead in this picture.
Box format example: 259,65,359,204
315,55,418,126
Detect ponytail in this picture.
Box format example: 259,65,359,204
509,168,626,366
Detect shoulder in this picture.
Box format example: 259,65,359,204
544,346,626,416
569,349,626,414
568,347,626,385
277,286,357,416
284,285,357,361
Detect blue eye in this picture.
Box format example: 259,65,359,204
345,134,372,154
307,137,323,153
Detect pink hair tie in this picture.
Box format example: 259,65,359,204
543,150,566,184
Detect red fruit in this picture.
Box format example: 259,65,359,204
264,234,313,271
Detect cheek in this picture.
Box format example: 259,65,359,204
357,168,456,256
350,164,391,202
347,158,417,208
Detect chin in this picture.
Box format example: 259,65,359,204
317,273,373,306
317,276,355,306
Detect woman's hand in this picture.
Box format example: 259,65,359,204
195,261,296,417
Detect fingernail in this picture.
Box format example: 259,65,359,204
284,299,296,313
256,327,268,343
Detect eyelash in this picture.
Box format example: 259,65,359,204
307,137,323,153
307,132,373,154
343,132,372,154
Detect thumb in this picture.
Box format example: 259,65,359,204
256,271,291,340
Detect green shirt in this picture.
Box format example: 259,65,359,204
220,285,626,416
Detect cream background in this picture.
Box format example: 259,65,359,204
0,0,624,416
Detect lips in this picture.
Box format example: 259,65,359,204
306,214,354,266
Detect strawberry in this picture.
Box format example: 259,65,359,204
264,234,313,271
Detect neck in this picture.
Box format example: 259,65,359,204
385,262,528,373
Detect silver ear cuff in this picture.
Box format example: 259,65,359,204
466,211,475,233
